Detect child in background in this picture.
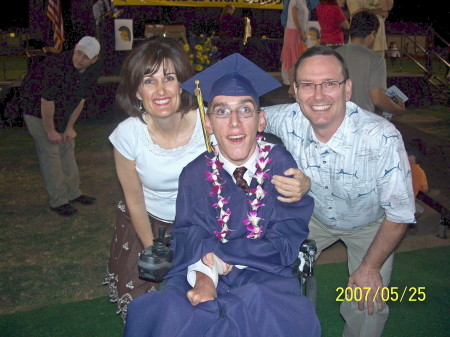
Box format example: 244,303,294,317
405,139,428,220
388,41,401,67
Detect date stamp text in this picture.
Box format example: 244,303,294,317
336,287,426,302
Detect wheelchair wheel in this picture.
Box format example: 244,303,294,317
304,275,317,309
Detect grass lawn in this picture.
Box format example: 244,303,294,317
1,103,449,316
0,119,121,315
386,55,448,80
395,104,450,143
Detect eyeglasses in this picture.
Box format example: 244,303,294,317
208,106,258,119
296,80,346,93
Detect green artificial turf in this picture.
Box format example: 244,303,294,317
1,246,448,337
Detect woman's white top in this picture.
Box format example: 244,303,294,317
286,0,309,32
109,110,206,221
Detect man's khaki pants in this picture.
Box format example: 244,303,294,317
308,216,393,337
24,115,82,208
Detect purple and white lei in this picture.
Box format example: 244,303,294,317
204,135,273,243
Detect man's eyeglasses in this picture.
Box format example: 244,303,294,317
208,106,258,119
296,80,346,93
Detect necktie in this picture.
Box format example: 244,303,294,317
233,167,249,193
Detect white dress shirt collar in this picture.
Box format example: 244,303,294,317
218,146,258,185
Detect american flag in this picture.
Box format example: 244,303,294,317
46,0,65,51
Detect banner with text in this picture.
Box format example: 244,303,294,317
113,0,284,10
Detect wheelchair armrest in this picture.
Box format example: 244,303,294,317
138,247,173,282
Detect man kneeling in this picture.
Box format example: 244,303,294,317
124,54,320,337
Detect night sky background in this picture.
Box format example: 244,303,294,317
3,0,449,44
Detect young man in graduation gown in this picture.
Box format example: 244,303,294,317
124,54,321,337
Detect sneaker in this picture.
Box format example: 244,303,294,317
69,195,97,205
50,204,78,216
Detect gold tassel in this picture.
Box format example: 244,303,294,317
195,79,213,152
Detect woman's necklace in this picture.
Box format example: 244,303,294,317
204,135,273,243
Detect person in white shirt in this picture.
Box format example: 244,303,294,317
280,0,309,96
263,45,415,337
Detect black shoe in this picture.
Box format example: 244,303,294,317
69,195,96,205
50,204,78,216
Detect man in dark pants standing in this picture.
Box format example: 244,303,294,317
22,36,102,216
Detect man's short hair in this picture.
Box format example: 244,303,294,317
349,11,380,39
294,45,350,84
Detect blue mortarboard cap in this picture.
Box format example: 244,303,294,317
181,53,281,105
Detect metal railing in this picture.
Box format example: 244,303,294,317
397,32,450,101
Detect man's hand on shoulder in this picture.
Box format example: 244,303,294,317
187,272,217,306
347,265,384,315
63,127,77,142
272,168,311,203
47,130,62,144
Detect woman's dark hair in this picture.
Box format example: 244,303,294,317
116,37,197,123
294,45,350,84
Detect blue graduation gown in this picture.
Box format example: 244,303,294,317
124,145,320,336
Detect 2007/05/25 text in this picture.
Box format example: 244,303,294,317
336,287,426,302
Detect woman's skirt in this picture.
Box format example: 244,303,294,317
104,200,172,322
280,28,307,71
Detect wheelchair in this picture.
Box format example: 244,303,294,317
138,227,318,309
293,239,318,309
